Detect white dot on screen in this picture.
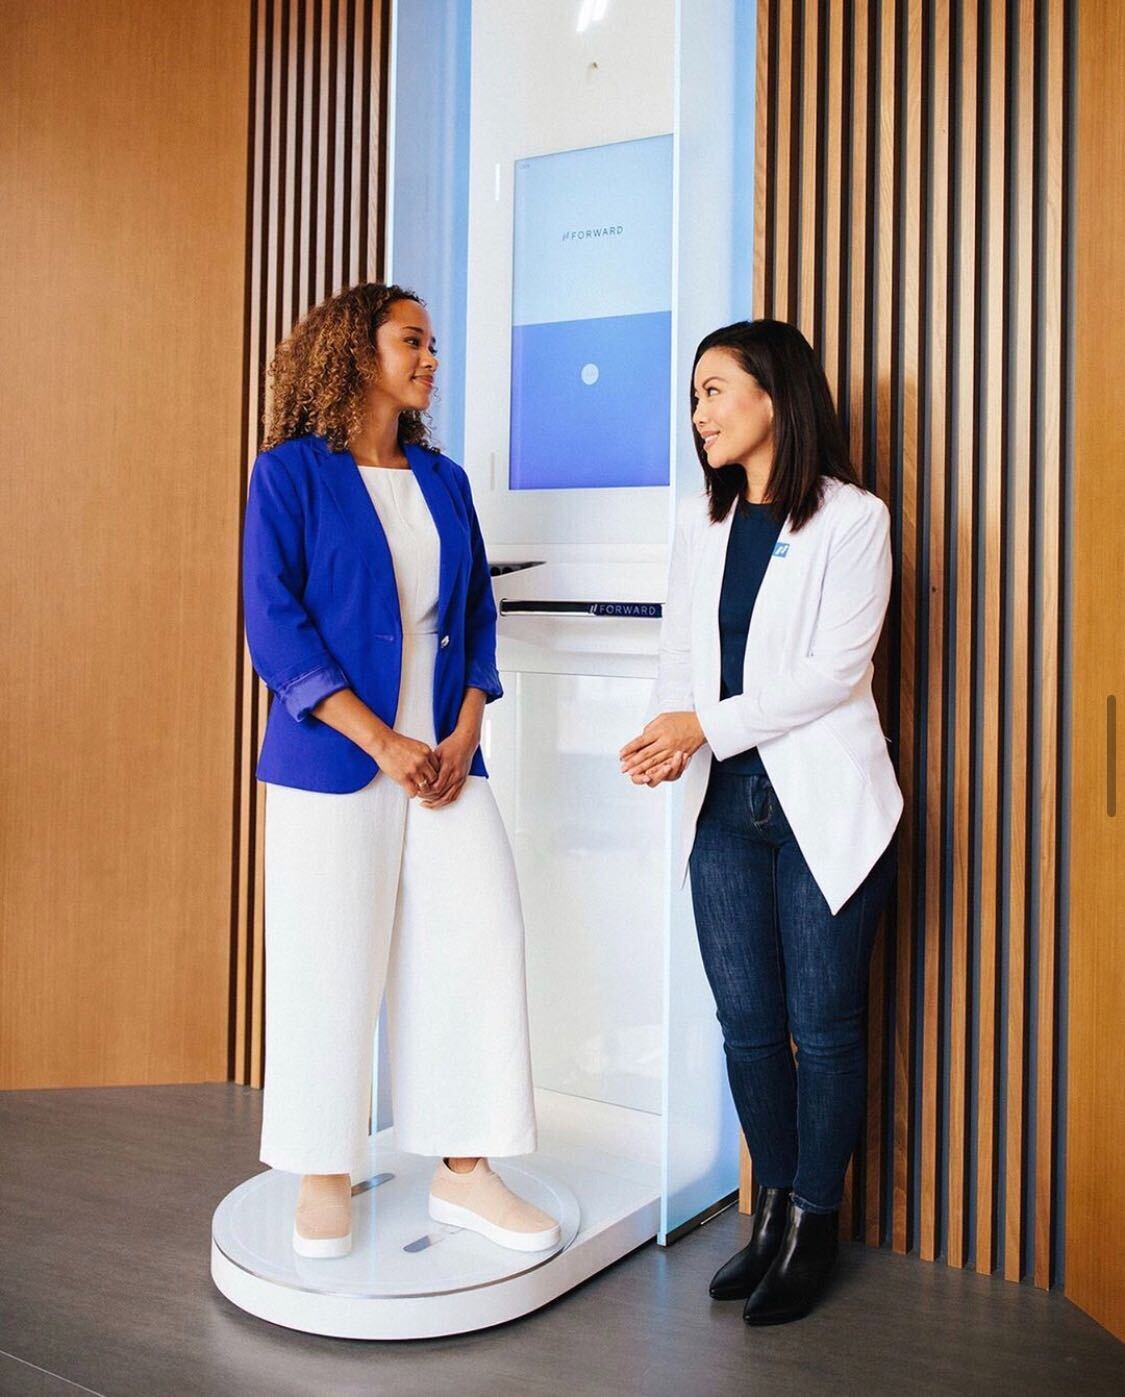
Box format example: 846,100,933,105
581,363,599,385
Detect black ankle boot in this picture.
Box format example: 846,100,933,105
742,1201,839,1324
708,1187,791,1300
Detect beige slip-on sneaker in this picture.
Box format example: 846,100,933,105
428,1158,562,1252
292,1173,353,1258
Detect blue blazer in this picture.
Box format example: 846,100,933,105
242,434,502,792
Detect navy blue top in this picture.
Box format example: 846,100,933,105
715,500,784,776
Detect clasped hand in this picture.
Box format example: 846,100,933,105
375,725,479,807
618,711,705,787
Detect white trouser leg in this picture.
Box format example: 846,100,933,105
385,775,538,1158
259,774,406,1179
259,631,538,1174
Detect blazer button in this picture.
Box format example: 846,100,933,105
440,635,450,648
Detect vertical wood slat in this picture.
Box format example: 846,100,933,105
773,0,794,319
297,0,314,318
747,0,1072,1289
345,0,359,286
820,0,849,1237
1033,0,1063,1294
863,0,898,1250
821,0,845,397
845,0,876,1245
847,0,870,486
739,1136,753,1217
753,0,771,316
947,0,978,1273
797,0,820,336
232,0,391,1087
1002,0,1036,1285
282,0,299,349
919,0,951,1265
316,0,330,298
892,0,923,1255
234,0,268,1085
975,0,1006,1278
362,0,382,276
332,0,348,291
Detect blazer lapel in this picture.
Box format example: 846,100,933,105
741,484,848,679
315,440,402,632
405,443,459,629
692,503,736,707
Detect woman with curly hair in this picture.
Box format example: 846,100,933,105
243,283,559,1259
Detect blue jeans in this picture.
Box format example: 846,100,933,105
688,770,896,1214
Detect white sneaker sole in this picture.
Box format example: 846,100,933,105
292,1224,352,1259
428,1195,561,1252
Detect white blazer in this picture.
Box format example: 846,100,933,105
650,476,903,915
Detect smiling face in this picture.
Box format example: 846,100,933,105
691,346,774,470
369,298,438,414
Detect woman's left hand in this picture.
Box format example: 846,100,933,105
419,725,478,808
619,711,706,781
634,750,689,786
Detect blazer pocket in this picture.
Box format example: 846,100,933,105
821,712,873,786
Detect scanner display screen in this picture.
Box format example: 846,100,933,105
509,134,673,491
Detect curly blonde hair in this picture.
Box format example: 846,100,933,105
261,282,435,453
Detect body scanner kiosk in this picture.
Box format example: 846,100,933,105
211,0,754,1338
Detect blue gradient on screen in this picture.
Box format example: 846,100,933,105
510,312,671,490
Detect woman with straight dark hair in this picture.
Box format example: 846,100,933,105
620,319,902,1324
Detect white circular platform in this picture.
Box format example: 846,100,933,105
211,1147,581,1339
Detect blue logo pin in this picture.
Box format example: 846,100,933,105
772,542,790,557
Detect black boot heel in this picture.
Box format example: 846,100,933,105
742,1201,839,1324
708,1187,791,1301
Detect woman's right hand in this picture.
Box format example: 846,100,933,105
370,731,441,798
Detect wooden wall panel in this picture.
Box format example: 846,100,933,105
231,0,392,1086
745,0,1074,1293
1067,0,1125,1343
0,1,250,1087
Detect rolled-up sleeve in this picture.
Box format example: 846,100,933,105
242,451,349,722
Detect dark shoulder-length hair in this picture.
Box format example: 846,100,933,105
262,281,435,453
691,318,862,529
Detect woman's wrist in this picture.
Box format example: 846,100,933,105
453,716,483,747
455,688,487,744
362,717,396,760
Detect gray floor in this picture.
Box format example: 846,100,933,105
0,1086,1122,1397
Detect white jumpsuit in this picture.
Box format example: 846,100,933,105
258,463,538,1179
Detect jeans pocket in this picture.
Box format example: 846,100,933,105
749,778,772,829
760,780,793,842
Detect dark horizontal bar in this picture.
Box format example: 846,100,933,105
499,599,663,619
489,560,545,577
